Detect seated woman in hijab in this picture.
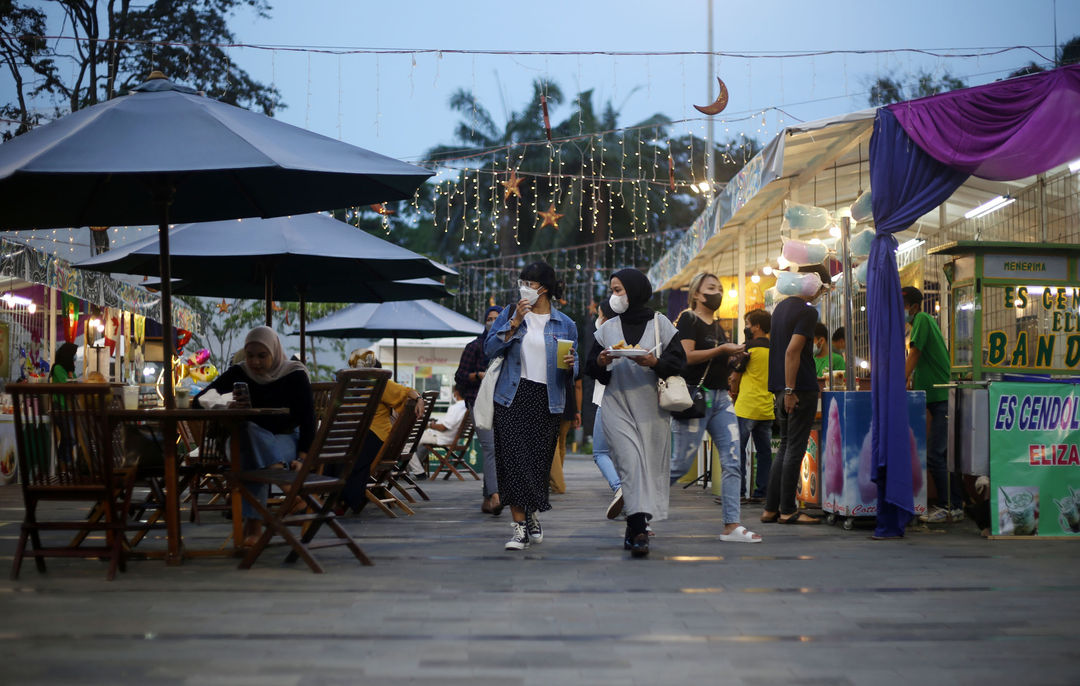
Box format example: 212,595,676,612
193,326,315,546
50,342,79,382
336,349,425,515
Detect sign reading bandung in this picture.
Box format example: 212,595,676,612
986,286,1080,370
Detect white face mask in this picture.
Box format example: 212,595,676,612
609,293,629,314
814,343,823,357
520,285,540,305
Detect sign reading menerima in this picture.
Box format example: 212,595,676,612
984,254,1069,281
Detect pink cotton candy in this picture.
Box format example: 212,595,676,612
823,398,844,499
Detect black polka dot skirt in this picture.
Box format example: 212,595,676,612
493,378,562,513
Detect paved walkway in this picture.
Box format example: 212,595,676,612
1,455,1078,685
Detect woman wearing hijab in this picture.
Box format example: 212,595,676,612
51,342,79,382
485,262,578,551
194,326,315,546
340,350,424,514
585,268,685,557
670,272,760,544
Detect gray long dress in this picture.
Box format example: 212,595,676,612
594,316,678,522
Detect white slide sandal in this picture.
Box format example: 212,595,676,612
718,525,762,543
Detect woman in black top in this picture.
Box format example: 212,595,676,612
194,325,314,546
670,273,762,544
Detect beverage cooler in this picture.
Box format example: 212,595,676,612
819,390,928,529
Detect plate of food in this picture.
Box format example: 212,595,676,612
0,437,16,484
604,341,651,358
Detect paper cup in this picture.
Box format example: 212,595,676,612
175,387,191,409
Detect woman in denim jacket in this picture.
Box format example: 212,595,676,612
484,262,578,551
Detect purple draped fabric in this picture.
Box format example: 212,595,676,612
888,64,1080,181
867,64,1080,536
868,109,967,534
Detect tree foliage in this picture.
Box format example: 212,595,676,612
0,0,282,139
342,79,758,265
867,69,966,106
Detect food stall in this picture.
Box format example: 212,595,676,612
930,240,1080,538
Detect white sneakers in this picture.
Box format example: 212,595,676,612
919,506,965,523
505,521,529,550
606,487,624,520
526,511,544,543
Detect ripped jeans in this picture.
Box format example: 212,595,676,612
671,390,742,525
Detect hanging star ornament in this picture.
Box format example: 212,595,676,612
538,203,564,229
502,170,523,203
217,298,229,314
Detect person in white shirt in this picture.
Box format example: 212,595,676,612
411,386,467,475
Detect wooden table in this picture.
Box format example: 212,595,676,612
107,407,288,565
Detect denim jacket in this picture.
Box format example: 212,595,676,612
483,303,579,414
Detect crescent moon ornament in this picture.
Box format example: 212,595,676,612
693,77,729,116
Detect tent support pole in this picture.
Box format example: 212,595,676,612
393,336,398,381
264,275,273,327
840,216,856,391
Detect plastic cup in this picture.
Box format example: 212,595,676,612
1005,491,1037,535
175,387,190,409
556,339,574,370
122,385,140,410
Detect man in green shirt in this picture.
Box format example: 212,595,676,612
902,286,963,522
812,323,845,379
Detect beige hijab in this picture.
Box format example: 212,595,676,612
240,326,308,384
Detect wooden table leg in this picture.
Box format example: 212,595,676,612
229,423,243,552
163,418,183,565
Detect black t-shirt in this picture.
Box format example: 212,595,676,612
675,310,730,389
768,296,819,393
194,365,316,453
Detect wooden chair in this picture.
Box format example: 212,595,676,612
311,382,336,423
428,411,480,481
364,397,418,517
184,418,233,524
386,389,438,503
9,383,136,581
235,368,389,572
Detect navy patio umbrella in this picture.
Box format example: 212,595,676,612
75,212,454,362
303,299,484,379
0,72,432,405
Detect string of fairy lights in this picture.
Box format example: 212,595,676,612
4,36,1061,323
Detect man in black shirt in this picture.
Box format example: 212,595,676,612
762,265,831,525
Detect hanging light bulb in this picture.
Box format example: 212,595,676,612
750,273,760,284
762,265,773,276
727,288,738,298
829,225,842,238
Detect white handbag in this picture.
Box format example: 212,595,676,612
653,313,693,412
472,355,503,430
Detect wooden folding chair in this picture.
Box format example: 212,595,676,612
9,383,136,581
386,389,438,503
364,397,418,517
235,368,389,572
183,418,232,524
311,382,336,423
428,411,480,481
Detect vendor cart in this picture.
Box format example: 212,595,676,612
930,241,1080,539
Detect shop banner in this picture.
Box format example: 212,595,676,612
989,381,1080,537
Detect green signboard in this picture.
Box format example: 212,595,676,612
989,382,1080,537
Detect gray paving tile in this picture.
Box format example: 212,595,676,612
2,455,1078,684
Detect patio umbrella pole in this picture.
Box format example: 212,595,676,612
264,274,273,327
155,184,183,566
299,288,307,365
393,335,398,381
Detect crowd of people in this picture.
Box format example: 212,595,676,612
47,258,957,555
